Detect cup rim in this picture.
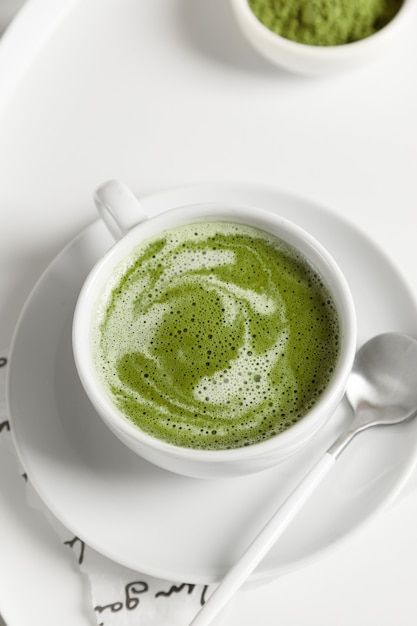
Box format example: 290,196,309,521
73,202,357,464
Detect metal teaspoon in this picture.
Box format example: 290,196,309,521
190,332,417,626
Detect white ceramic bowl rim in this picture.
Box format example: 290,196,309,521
231,0,414,56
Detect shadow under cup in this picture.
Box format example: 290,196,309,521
72,203,357,479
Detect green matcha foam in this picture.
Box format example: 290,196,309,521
92,221,340,450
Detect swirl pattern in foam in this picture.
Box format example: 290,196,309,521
92,222,340,450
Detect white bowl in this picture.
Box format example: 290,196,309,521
230,0,416,76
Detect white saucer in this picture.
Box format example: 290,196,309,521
8,182,417,584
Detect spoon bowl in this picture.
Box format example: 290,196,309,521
328,333,417,459
347,332,417,423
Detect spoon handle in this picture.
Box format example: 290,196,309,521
189,453,336,626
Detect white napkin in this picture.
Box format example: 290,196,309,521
0,351,230,626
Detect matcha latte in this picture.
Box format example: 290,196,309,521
92,221,340,451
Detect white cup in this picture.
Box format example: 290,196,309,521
73,180,356,479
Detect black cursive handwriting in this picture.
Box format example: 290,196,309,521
125,580,149,610
64,536,86,565
95,580,149,615
94,579,209,622
156,582,208,606
0,420,10,433
95,600,123,614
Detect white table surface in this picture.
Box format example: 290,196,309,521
1,1,417,624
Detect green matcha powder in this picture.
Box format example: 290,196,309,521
249,0,403,46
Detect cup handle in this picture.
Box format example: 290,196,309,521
94,179,148,240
